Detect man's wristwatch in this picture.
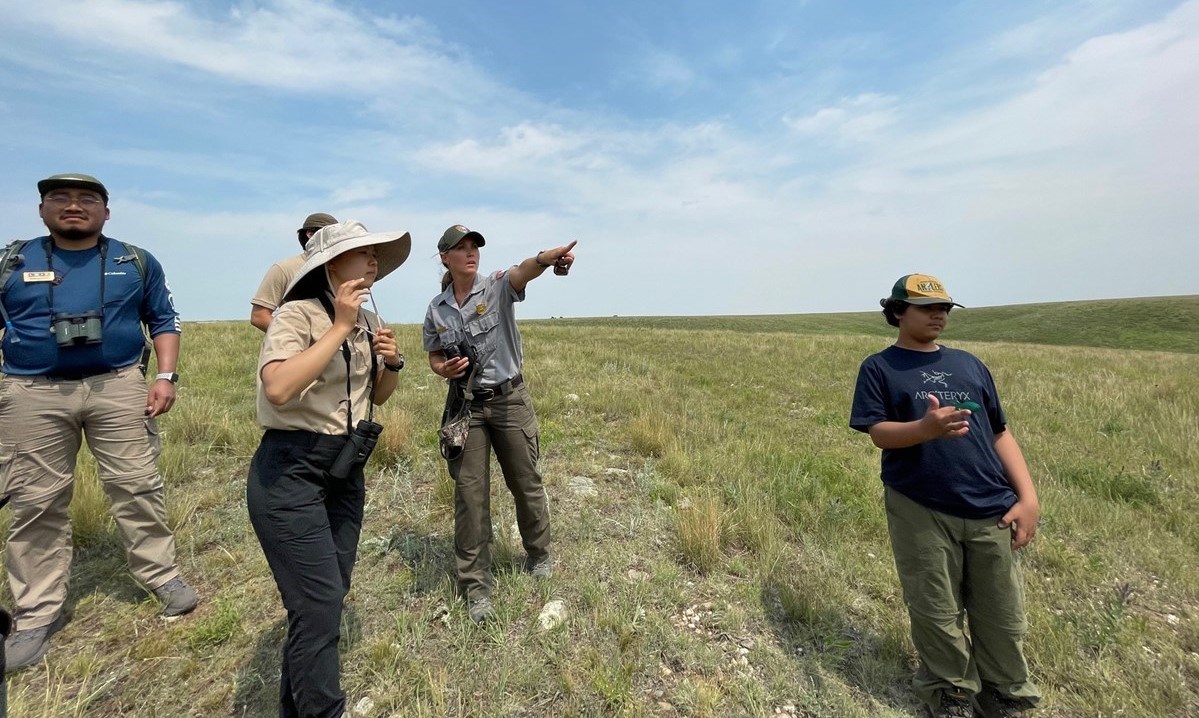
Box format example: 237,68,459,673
156,372,179,384
383,355,404,372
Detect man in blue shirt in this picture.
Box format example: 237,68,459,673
0,173,198,672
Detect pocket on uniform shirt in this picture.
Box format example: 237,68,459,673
465,312,501,354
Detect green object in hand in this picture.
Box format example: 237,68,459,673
955,401,981,412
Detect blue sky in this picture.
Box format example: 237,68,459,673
1,0,1195,323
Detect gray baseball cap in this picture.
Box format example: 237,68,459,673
438,224,486,252
37,173,109,202
301,213,338,230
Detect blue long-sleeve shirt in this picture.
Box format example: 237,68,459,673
1,235,180,375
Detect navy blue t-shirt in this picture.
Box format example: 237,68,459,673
850,344,1016,519
1,236,180,375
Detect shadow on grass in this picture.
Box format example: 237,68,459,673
362,529,457,597
64,529,151,617
230,606,365,717
760,575,918,716
232,616,285,718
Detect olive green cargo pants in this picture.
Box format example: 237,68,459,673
447,384,550,601
884,487,1041,712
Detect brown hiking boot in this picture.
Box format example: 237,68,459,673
977,689,1032,718
927,689,977,717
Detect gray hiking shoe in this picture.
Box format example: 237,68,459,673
154,576,199,617
927,689,977,718
525,555,554,579
5,624,54,672
468,597,496,623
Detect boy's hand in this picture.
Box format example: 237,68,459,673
920,395,971,440
998,499,1039,550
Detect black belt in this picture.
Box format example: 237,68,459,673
41,367,120,381
471,373,523,402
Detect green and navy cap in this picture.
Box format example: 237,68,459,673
37,173,109,203
438,224,486,252
882,274,964,308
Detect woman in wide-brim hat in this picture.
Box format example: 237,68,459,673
247,220,410,718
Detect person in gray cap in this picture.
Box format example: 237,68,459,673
250,212,338,331
0,173,198,672
423,224,576,623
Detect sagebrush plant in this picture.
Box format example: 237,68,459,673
4,298,1198,717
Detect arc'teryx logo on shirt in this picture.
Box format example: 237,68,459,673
920,370,951,387
916,389,975,404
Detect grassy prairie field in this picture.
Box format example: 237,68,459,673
4,296,1198,717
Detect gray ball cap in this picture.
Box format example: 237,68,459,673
301,212,338,230
37,173,109,202
438,224,486,252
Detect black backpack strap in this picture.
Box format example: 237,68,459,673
0,239,34,343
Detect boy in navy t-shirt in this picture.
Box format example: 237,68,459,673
850,274,1041,718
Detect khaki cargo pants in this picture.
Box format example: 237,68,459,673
447,384,550,600
884,486,1041,711
0,366,180,630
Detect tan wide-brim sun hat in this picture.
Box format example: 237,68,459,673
283,220,411,301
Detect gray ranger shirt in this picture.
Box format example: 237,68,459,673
423,269,526,388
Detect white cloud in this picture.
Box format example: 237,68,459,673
784,93,898,141
329,180,392,205
4,0,495,102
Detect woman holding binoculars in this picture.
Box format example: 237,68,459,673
423,224,576,623
248,220,410,718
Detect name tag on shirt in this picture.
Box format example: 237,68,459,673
23,271,55,283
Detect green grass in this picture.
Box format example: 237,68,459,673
4,296,1198,716
549,294,1199,354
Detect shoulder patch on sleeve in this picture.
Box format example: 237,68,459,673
492,270,506,281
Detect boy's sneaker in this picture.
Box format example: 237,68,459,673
154,576,199,617
468,597,496,623
524,554,554,579
927,689,977,717
5,624,54,672
977,690,1032,718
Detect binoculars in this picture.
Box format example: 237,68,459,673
52,311,103,347
328,419,384,480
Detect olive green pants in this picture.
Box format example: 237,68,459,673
0,367,180,629
447,384,549,601
884,487,1041,711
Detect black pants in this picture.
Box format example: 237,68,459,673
247,430,365,718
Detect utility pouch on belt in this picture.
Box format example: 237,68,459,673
439,358,480,461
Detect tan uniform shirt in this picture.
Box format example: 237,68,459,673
257,298,379,434
250,254,305,311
